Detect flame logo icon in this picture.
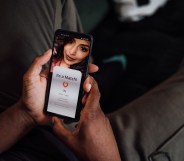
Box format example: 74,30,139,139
63,81,68,88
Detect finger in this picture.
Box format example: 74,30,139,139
83,75,92,93
26,49,52,76
88,64,99,73
40,68,49,79
34,49,52,66
52,117,71,140
84,78,101,111
82,93,88,105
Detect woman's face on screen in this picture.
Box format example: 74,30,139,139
63,38,90,66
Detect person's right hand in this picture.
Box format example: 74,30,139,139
21,49,52,125
52,78,121,161
20,49,99,125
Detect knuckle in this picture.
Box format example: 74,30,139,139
89,110,98,120
23,72,33,83
34,57,40,64
93,89,101,100
33,55,43,65
92,81,101,97
84,109,98,121
105,116,110,125
23,73,27,80
23,73,29,82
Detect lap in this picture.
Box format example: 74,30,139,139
0,1,82,160
0,0,82,111
0,126,79,161
108,64,184,161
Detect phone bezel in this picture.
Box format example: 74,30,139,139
44,29,93,121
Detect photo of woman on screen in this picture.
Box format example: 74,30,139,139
50,35,90,74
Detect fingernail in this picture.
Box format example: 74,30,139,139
95,66,99,71
87,84,92,92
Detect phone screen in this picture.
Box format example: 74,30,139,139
44,29,93,121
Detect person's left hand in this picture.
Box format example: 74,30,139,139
52,78,121,161
21,49,98,125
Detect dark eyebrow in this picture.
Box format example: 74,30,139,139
80,44,90,48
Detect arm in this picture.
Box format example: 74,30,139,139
52,78,122,161
0,50,52,153
0,49,98,154
0,100,35,153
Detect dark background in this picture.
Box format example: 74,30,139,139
74,0,184,113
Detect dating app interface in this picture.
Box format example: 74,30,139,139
47,66,82,118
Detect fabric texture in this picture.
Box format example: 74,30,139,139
0,0,82,112
0,126,78,161
0,0,82,160
108,64,184,161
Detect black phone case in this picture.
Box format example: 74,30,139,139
44,29,93,121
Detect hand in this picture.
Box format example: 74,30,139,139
52,78,121,161
21,49,52,125
21,49,99,125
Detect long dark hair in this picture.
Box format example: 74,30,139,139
52,36,89,75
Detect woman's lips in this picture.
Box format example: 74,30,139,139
66,54,75,61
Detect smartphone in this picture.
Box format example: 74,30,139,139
44,29,93,121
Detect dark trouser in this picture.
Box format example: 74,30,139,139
0,126,78,161
0,0,82,111
108,63,184,161
0,0,82,160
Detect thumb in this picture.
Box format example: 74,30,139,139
52,117,71,141
26,49,52,77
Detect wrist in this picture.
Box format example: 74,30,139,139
0,99,37,152
16,99,37,128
